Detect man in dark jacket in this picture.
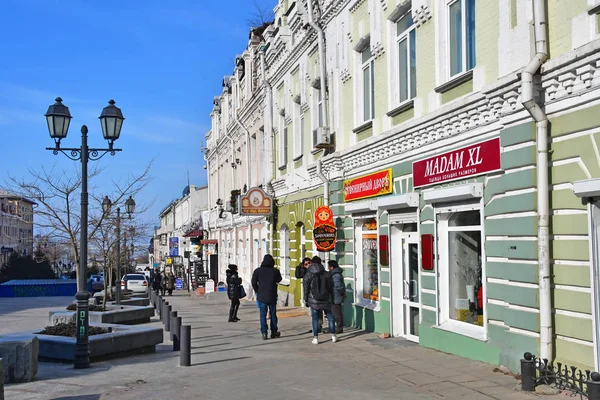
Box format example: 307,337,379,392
303,256,336,344
328,260,345,333
251,254,282,340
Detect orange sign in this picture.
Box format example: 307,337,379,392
343,169,392,202
313,205,337,252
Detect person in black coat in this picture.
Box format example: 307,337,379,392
251,254,282,340
226,264,242,322
328,260,345,333
303,256,336,344
152,269,161,294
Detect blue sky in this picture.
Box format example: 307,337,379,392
0,0,273,238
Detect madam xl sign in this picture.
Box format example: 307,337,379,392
412,138,501,188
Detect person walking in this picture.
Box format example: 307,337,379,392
295,257,324,333
167,272,176,296
251,254,282,340
303,256,336,344
226,264,242,322
152,269,161,295
328,260,345,333
160,271,167,296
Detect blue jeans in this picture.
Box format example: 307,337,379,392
259,302,278,335
312,308,335,337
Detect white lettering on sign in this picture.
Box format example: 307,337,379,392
424,145,485,178
363,239,377,250
346,180,372,195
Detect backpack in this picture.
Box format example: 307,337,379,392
310,272,330,301
295,265,306,279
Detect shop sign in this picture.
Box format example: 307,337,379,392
343,168,393,202
240,187,273,216
412,138,501,188
313,205,337,252
169,237,179,256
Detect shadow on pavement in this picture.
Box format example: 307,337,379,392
191,342,232,349
49,395,101,400
191,356,251,367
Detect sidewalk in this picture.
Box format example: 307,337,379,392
2,292,554,400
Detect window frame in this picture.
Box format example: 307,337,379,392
395,11,417,106
360,47,375,123
353,215,381,311
293,101,303,160
278,114,287,169
446,0,476,80
280,224,291,284
434,200,487,341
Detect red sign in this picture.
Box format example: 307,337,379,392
314,206,337,252
421,234,434,271
412,138,501,188
343,168,393,202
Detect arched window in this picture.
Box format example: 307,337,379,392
280,224,290,280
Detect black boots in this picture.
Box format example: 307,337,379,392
228,304,240,322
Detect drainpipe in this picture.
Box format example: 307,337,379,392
521,0,551,361
306,0,328,129
316,159,329,207
259,46,274,185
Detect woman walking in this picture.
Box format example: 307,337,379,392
328,260,345,333
226,264,242,322
167,272,175,296
160,271,167,296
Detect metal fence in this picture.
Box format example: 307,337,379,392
521,352,600,399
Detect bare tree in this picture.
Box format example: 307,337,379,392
5,162,153,291
246,0,275,29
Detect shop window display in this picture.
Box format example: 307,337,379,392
362,218,378,301
447,211,483,326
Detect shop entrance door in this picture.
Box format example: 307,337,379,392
391,223,420,342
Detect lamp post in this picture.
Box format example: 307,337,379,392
45,97,124,369
101,195,135,306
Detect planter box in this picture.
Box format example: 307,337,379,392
49,305,154,326
26,324,163,362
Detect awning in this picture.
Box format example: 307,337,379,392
183,230,203,238
200,239,218,245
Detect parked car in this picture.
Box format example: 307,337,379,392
121,273,148,294
87,275,104,293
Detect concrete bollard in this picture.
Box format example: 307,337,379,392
1,357,4,400
159,298,164,320
162,302,169,325
172,316,182,351
180,325,191,366
170,311,178,341
164,305,172,332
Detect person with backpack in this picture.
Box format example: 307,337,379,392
328,260,345,333
303,256,336,344
251,254,282,340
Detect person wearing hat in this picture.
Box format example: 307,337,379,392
251,254,282,340
226,264,242,322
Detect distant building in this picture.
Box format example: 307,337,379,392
0,190,35,264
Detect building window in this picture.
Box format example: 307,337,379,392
448,0,476,78
278,115,288,168
355,217,379,306
280,224,290,281
437,206,484,334
397,12,416,103
293,102,303,159
361,47,375,122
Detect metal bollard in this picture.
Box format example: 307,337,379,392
180,325,191,366
589,372,600,400
520,352,536,392
162,302,169,325
1,357,4,400
164,305,172,332
172,316,182,351
159,298,164,320
170,311,178,341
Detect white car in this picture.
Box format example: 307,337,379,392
121,273,148,294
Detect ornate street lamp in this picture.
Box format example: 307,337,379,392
125,196,136,215
45,98,124,370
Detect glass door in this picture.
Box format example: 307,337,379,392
403,239,420,342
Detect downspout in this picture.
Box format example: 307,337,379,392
260,43,276,256
306,0,328,130
521,0,551,361
316,159,329,207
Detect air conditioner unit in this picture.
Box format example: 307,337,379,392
313,126,331,149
